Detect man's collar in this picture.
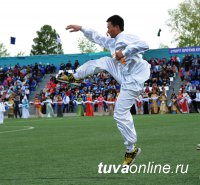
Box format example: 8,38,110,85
115,32,123,39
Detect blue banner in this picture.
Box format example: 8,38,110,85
169,46,200,54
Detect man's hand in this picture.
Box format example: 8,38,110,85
112,50,126,64
115,50,124,60
65,25,82,32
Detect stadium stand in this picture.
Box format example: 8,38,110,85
0,48,199,116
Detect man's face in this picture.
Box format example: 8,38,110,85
107,22,118,38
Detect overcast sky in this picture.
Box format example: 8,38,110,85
0,0,183,56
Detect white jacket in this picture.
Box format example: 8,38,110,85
81,27,150,90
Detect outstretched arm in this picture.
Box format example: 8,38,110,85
66,25,82,32
66,25,113,50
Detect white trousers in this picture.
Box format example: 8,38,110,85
74,57,122,84
74,57,140,151
0,112,4,124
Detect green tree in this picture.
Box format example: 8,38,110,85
31,25,64,55
167,0,200,47
101,47,109,52
0,43,10,57
16,51,25,56
159,43,169,48
78,37,99,53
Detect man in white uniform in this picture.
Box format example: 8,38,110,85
65,15,150,165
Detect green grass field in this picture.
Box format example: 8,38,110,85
0,114,199,185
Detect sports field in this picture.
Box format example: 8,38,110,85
0,114,199,185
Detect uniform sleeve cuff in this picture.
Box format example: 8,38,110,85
80,26,86,32
122,50,127,57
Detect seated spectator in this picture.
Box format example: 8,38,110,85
60,63,65,70
74,60,80,70
66,60,72,70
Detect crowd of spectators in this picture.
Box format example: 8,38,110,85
140,54,200,115
0,54,199,118
175,54,200,113
0,63,56,118
35,54,199,116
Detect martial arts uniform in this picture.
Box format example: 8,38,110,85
74,27,150,152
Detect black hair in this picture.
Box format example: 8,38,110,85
106,15,124,31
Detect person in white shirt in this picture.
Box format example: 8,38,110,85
25,87,30,100
66,15,150,166
63,94,70,113
0,98,6,124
